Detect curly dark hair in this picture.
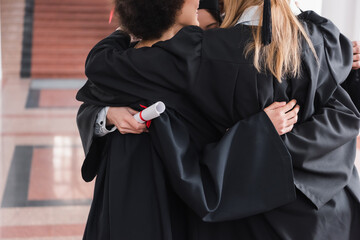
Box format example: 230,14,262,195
115,0,185,40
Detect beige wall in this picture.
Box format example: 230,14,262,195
0,1,2,84
322,0,360,41
296,0,323,14
297,0,360,41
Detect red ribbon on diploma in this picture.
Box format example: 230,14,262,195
140,104,152,128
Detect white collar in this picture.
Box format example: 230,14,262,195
235,1,301,26
236,6,261,26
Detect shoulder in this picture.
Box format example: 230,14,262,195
298,11,350,50
202,24,253,63
91,30,131,52
298,11,353,89
148,25,204,64
85,30,132,67
155,25,203,49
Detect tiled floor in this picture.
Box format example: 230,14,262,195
0,0,113,238
0,77,92,239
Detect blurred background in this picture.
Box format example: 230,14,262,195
0,0,359,239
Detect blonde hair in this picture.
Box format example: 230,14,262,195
221,0,317,82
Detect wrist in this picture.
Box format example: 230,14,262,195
105,107,114,126
106,118,114,127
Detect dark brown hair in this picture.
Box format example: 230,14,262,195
115,0,184,40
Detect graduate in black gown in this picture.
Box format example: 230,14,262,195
77,0,360,239
77,0,299,239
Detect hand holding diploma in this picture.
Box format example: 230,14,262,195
107,107,147,134
134,101,166,123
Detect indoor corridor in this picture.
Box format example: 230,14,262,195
0,0,360,239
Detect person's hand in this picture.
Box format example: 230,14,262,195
353,41,360,70
107,107,147,134
264,99,300,135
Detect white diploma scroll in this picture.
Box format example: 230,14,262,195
134,101,166,123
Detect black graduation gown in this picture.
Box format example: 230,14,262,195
77,104,191,240
77,96,296,240
342,69,360,111
77,11,360,240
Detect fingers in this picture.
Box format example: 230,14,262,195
119,128,144,134
127,117,147,132
285,104,300,119
111,113,146,134
353,46,360,55
351,42,359,70
117,123,146,134
279,125,294,135
125,108,147,131
107,106,148,135
265,101,286,111
286,114,298,127
117,116,147,133
353,42,360,69
126,107,139,115
279,99,297,113
279,104,299,135
353,61,360,70
265,100,299,136
354,54,360,62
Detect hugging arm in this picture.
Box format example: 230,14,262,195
77,29,297,220
284,87,360,208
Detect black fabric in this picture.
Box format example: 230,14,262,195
77,10,360,240
262,0,272,45
83,131,189,240
77,99,296,240
77,104,105,182
190,188,360,240
342,69,360,111
199,0,219,12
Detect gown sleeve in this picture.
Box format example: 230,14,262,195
149,109,295,222
285,11,360,209
284,87,360,209
77,88,296,221
77,26,205,182
77,103,110,182
83,26,203,101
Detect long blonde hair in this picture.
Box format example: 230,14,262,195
221,0,317,82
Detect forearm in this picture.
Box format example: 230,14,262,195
285,87,360,165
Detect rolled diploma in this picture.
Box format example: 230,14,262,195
134,101,166,123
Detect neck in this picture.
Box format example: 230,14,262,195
135,24,182,48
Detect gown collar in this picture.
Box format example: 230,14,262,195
236,6,261,26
